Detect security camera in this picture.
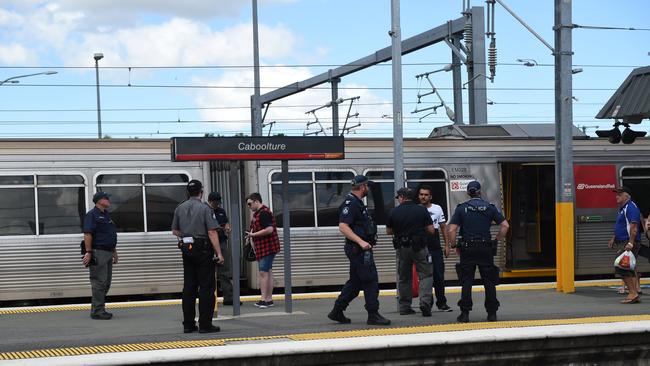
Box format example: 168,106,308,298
94,53,104,61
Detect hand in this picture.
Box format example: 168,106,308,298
216,253,225,264
112,250,119,264
608,238,615,249
225,226,232,234
82,252,92,267
625,243,634,251
244,231,251,238
358,240,371,251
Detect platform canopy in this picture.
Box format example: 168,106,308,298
596,65,650,123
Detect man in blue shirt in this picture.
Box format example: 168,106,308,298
609,186,642,303
82,191,118,320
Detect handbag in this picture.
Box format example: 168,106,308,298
243,237,256,262
615,251,636,271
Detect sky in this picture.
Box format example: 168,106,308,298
0,0,648,139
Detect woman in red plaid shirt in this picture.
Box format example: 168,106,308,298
245,193,281,308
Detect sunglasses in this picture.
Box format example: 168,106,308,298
246,202,253,206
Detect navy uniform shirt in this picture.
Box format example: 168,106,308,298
387,201,433,237
449,197,505,241
339,192,377,244
83,207,117,250
210,205,229,243
172,197,220,238
614,200,642,242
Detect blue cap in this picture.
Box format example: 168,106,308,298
208,192,222,202
351,175,372,187
92,191,111,203
467,180,481,193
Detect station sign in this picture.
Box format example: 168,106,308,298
171,136,345,161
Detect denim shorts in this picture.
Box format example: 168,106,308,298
258,253,276,272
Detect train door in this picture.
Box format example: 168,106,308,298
502,163,556,274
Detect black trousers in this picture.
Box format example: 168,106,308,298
216,240,233,302
456,246,500,313
334,242,380,313
182,249,216,328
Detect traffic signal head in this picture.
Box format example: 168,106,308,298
621,127,647,144
595,125,621,144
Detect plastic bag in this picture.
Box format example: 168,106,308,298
614,251,636,271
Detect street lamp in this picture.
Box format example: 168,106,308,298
0,71,57,86
94,53,104,139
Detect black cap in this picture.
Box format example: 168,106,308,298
351,175,372,187
208,192,222,202
187,179,203,194
613,186,632,195
92,191,111,203
395,187,414,200
467,180,481,193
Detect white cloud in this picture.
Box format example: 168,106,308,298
0,43,35,65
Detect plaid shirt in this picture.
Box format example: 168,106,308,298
250,205,280,260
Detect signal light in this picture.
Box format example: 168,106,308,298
596,121,646,144
622,127,647,144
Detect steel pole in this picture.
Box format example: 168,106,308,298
94,59,102,139
390,0,404,311
554,0,575,293
451,36,464,124
229,162,242,316
251,0,262,136
331,76,340,136
281,160,292,313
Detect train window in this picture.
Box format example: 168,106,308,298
97,173,189,232
145,174,189,184
146,185,188,231
38,187,85,234
622,167,650,217
96,174,141,185
406,169,448,218
367,181,395,225
0,187,36,235
0,175,33,185
315,172,355,181
366,171,394,180
271,184,315,227
316,182,348,227
37,175,85,185
406,171,446,180
271,172,312,182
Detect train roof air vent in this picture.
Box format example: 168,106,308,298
458,125,509,137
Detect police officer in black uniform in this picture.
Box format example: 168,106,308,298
327,175,391,326
172,180,225,333
447,180,509,323
387,187,435,316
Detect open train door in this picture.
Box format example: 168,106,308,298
501,163,557,277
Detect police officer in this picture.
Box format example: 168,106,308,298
327,175,391,326
82,191,118,320
447,181,509,323
386,187,435,317
207,192,237,306
172,180,225,333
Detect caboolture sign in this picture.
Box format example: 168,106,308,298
171,136,345,161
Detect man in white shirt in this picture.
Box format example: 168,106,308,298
418,185,452,312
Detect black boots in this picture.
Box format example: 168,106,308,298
327,307,351,324
487,312,497,322
457,311,469,323
367,312,391,325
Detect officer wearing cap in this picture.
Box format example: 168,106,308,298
207,191,237,306
447,180,509,323
328,175,391,326
82,191,118,320
386,187,435,317
172,179,225,333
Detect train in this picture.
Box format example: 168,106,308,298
1,123,649,302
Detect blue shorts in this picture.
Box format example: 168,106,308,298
258,253,276,272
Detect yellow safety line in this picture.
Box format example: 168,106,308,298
3,314,650,361
2,279,648,315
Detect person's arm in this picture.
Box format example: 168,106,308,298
608,235,616,249
447,223,459,248
82,232,93,267
249,211,274,237
440,222,450,257
496,220,509,241
339,223,371,250
208,229,225,264
626,222,638,251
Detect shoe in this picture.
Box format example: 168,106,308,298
254,300,268,308
90,312,113,320
327,308,351,324
420,307,432,317
223,300,243,306
437,304,453,312
265,301,274,307
457,311,469,323
183,325,198,333
487,312,497,322
399,308,416,315
198,325,221,333
621,295,640,304
367,312,391,326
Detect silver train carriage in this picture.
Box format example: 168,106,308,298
2,126,650,301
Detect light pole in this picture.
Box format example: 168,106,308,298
0,71,57,86
94,53,104,139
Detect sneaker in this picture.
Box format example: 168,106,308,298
90,312,113,320
265,300,274,307
327,308,351,324
487,312,497,322
399,308,416,315
437,304,453,312
198,325,221,333
367,312,391,326
420,306,432,317
254,300,267,308
457,311,469,323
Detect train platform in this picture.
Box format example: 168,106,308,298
2,279,650,365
